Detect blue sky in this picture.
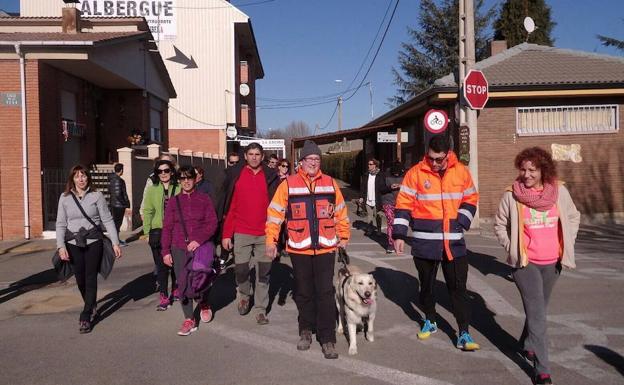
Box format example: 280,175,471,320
1,0,622,135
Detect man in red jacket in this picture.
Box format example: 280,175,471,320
219,143,279,325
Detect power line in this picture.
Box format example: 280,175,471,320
343,0,400,103
168,104,225,127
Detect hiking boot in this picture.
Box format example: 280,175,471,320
321,342,339,359
177,319,198,336
535,373,553,385
171,288,181,302
237,298,251,315
156,293,171,311
79,320,92,334
417,319,437,340
456,331,480,351
297,330,313,351
256,313,269,325
200,304,213,323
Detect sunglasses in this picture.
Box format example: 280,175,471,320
178,176,194,181
228,161,239,166
157,168,172,174
427,154,447,164
368,162,376,166
279,164,289,168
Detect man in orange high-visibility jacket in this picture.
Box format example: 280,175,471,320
393,135,480,351
266,140,350,360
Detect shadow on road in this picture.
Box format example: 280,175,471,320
0,269,59,305
374,263,534,380
468,250,514,281
267,259,294,313
207,268,237,315
352,219,389,249
584,344,624,377
94,273,155,327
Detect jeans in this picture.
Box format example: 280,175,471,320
111,207,125,232
149,229,176,296
290,251,336,344
414,255,471,332
68,240,103,322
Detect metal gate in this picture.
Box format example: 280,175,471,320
42,168,67,231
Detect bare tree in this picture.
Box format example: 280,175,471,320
259,121,311,158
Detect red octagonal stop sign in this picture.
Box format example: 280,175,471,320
463,69,489,110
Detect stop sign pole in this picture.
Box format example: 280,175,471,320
458,0,480,227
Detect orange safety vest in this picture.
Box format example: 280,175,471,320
284,173,338,251
394,151,479,260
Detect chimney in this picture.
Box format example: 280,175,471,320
490,40,507,57
62,6,81,34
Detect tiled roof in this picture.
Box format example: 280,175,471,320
435,43,624,88
0,31,147,44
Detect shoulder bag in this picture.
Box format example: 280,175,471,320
70,193,116,279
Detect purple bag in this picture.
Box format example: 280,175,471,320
175,196,218,299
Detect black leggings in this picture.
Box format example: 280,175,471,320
149,230,176,295
68,241,103,322
414,256,471,333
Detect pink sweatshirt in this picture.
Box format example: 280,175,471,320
522,205,560,265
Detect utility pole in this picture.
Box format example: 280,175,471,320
337,96,343,131
459,0,479,226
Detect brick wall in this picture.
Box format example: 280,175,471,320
0,59,43,240
477,96,624,224
169,129,222,155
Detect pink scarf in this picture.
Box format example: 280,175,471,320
512,179,558,211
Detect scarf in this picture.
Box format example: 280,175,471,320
369,168,380,176
512,179,558,211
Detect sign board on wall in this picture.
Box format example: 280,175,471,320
0,92,21,106
377,132,408,143
239,139,285,150
80,1,177,40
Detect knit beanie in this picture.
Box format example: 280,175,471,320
299,140,321,161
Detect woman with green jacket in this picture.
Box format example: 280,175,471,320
143,159,181,311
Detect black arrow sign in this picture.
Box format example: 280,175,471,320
166,45,198,69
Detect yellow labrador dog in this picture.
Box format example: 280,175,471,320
334,265,377,355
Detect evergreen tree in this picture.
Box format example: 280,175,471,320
493,0,555,47
597,19,624,53
391,0,495,106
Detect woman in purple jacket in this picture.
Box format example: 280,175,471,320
161,165,218,336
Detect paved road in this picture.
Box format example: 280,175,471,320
0,221,622,385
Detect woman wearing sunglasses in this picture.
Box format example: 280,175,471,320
143,159,181,311
162,166,218,335
277,159,290,180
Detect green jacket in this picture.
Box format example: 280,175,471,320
143,183,181,234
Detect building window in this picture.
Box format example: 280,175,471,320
516,105,619,136
240,104,249,128
150,108,162,142
240,61,248,84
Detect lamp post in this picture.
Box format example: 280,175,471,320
335,79,343,131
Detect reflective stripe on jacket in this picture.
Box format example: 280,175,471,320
266,169,350,255
392,151,478,260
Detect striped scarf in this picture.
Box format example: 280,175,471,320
512,180,558,211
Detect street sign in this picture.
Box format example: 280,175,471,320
424,109,449,133
226,125,238,139
239,138,285,150
463,69,489,110
377,131,408,143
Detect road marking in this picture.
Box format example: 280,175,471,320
208,322,456,385
467,271,521,317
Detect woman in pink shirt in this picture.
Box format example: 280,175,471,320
495,147,580,385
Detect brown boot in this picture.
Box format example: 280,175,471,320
321,342,338,359
297,330,312,351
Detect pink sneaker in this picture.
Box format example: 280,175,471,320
177,319,198,336
200,304,213,323
156,293,170,311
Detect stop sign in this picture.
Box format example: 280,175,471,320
463,69,489,110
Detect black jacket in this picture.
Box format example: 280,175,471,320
360,171,391,210
216,163,280,223
108,173,130,208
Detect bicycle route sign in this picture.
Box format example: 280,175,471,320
424,109,449,133
463,69,489,110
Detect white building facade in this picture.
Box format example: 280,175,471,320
21,0,264,156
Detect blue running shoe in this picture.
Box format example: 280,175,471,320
417,320,438,340
456,331,480,351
